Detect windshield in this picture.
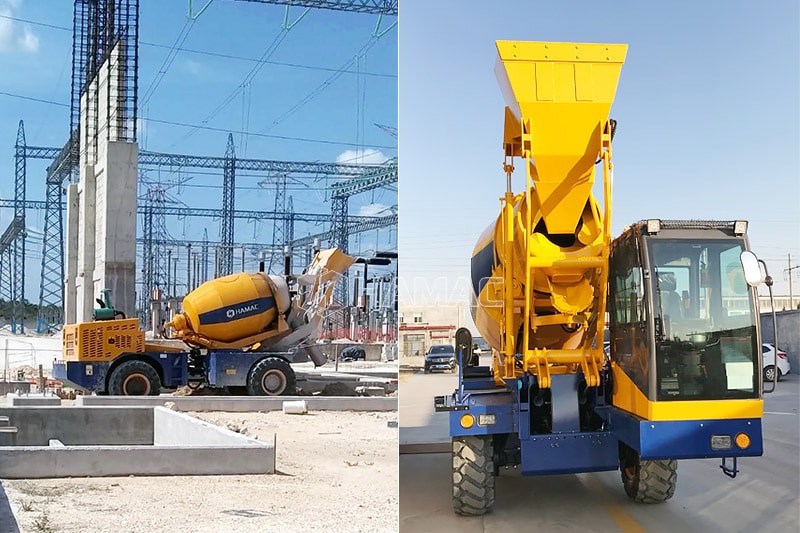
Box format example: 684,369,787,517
647,238,759,400
429,345,454,354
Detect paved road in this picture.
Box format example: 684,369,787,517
399,362,800,532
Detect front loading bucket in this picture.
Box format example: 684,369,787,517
495,41,627,234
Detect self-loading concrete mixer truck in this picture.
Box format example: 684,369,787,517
435,41,770,515
53,248,353,396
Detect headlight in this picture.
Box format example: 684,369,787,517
460,414,475,429
710,434,732,450
477,414,496,426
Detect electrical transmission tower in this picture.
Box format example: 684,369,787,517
5,0,398,331
267,173,289,273
139,184,171,324
217,133,236,276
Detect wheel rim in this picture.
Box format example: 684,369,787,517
765,368,775,381
122,373,151,395
620,446,638,482
261,369,287,395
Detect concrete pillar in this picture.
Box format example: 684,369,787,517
75,164,97,324
92,141,138,319
64,183,80,325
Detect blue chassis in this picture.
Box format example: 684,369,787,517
52,350,288,393
436,370,763,476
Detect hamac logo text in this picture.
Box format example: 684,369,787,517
225,303,259,319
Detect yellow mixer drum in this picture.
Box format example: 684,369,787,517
169,272,284,343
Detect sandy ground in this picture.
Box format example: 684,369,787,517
1,410,398,533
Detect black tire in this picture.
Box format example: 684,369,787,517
763,365,779,383
452,435,495,516
619,442,677,503
247,357,296,396
107,359,161,396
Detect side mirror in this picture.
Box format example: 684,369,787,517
740,250,779,393
740,251,765,287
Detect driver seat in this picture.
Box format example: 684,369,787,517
658,272,683,322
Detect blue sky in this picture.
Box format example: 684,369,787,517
399,0,799,305
0,0,397,302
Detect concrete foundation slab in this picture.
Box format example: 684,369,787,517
6,393,61,406
77,395,397,411
0,406,274,478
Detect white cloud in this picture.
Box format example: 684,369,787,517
0,1,39,55
0,7,14,52
16,25,37,52
358,203,394,217
336,149,390,165
182,59,203,76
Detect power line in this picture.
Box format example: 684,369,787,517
140,19,197,108
170,27,291,148
0,13,396,78
0,91,69,108
0,13,70,32
146,42,396,78
259,35,381,134
148,117,396,148
0,89,395,148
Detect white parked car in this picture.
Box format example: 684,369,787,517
762,343,791,382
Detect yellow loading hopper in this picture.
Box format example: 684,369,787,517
471,41,627,387
495,41,627,234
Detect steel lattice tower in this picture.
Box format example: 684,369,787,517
201,229,209,284
139,200,152,321
138,185,168,323
36,179,65,332
268,173,288,274
0,250,11,303
331,195,348,304
287,196,295,249
217,134,236,276
11,120,26,333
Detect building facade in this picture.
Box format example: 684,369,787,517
398,301,471,357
